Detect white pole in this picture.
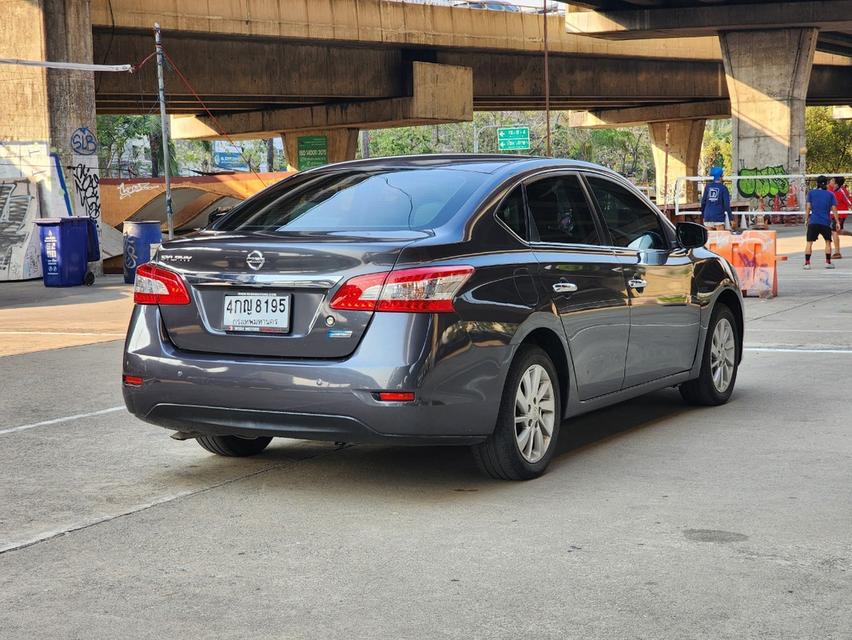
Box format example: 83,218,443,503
473,123,479,154
154,23,174,240
0,58,132,72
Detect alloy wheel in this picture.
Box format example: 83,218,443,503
710,317,736,393
514,364,556,463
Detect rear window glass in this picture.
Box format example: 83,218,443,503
216,169,485,232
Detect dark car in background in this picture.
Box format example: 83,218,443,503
123,156,743,480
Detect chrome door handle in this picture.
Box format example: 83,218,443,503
552,282,578,293
628,278,648,290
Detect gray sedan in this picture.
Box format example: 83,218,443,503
123,156,743,479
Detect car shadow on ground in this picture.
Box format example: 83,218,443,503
226,387,695,493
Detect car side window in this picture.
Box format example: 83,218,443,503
586,176,667,250
527,175,599,245
494,185,527,240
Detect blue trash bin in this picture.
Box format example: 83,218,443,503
123,221,163,284
35,217,93,287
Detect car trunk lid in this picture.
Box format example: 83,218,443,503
155,230,425,358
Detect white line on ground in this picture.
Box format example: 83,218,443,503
0,331,125,336
744,346,852,354
0,463,286,554
746,328,852,333
0,406,125,436
0,445,340,555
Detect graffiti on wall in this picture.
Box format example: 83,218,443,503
0,178,42,281
70,127,97,156
0,141,60,281
737,165,789,199
118,182,158,200
72,162,101,221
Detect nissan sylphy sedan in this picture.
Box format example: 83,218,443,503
123,156,743,480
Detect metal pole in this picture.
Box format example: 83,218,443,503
473,123,479,154
361,130,370,159
154,23,174,240
663,123,670,216
543,0,551,158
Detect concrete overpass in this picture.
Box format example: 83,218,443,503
87,0,852,193
1,0,852,279
564,0,852,200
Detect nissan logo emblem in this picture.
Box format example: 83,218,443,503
246,250,265,271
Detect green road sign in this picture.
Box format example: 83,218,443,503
297,135,328,169
497,126,530,151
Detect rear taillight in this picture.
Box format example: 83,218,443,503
376,392,415,402
123,374,143,386
133,263,190,305
329,266,474,313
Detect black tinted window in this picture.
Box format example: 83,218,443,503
217,169,484,232
495,186,527,239
527,175,599,245
587,176,666,250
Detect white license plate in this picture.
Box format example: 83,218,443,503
223,292,291,334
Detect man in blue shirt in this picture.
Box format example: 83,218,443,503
700,166,732,230
804,175,839,269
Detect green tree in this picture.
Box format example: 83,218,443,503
805,106,852,174
360,111,655,186
368,126,435,157
97,115,178,178
700,119,732,176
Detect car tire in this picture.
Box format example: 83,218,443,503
196,435,272,457
472,345,561,480
680,304,739,406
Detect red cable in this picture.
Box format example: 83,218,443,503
162,50,269,186
131,50,157,74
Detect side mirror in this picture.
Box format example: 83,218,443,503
676,222,708,249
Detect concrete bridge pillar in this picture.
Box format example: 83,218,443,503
0,0,101,279
648,119,705,205
281,129,360,171
720,28,818,187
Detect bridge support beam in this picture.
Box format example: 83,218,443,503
0,0,102,279
171,61,473,170
720,28,817,183
281,129,360,171
648,119,706,205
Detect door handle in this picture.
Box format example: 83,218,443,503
552,282,578,293
628,278,647,291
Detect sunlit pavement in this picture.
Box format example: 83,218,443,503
1,243,850,639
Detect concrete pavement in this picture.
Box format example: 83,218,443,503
1,247,850,639
0,276,132,357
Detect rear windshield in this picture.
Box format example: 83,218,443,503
216,169,485,232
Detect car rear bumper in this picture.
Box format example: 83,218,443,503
141,404,485,445
122,305,513,443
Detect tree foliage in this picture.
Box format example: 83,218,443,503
363,111,655,184
96,115,177,178
700,119,732,176
805,107,852,174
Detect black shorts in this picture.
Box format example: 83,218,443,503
807,224,832,242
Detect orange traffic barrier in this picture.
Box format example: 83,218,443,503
707,230,786,298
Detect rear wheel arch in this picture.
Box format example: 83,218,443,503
519,327,570,413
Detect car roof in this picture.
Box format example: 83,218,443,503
314,154,612,176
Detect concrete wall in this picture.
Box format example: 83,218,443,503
0,0,103,281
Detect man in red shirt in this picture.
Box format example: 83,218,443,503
830,176,852,258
